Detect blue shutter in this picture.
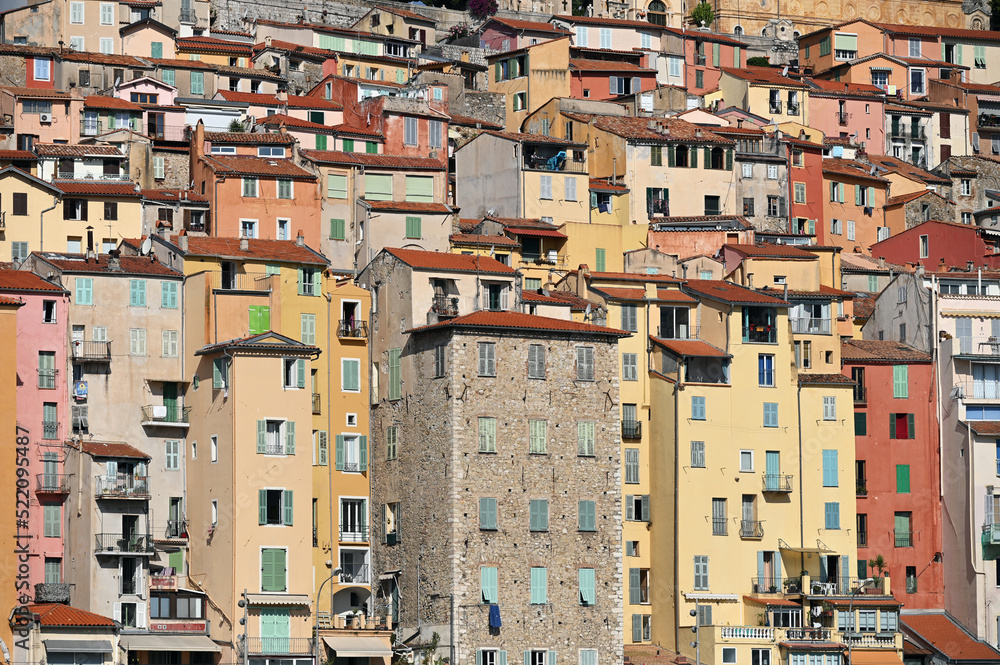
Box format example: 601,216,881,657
297,359,305,389
531,567,547,604
579,569,595,605
335,435,345,471
359,435,368,472
283,490,293,525
629,568,641,603
822,450,838,486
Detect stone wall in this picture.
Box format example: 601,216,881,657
904,196,955,229
0,55,27,87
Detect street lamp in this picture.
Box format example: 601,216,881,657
689,606,701,665
315,567,343,665
238,590,249,665
846,578,873,665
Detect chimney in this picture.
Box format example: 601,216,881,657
276,89,288,102
577,264,590,299
736,118,744,128
178,230,189,252
107,249,121,272
265,35,272,48
747,272,754,289
916,264,926,277
648,119,657,130
240,237,250,252
695,128,703,138
968,260,975,272
296,231,305,246
878,256,885,268
86,225,94,260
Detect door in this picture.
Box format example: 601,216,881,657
42,452,58,490
84,111,99,135
163,382,178,422
221,262,236,290
765,451,780,491
169,497,182,538
260,608,290,654
122,514,138,548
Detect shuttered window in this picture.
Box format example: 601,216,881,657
43,504,60,537
531,567,548,604
479,417,497,453
691,441,705,467
481,567,498,603
577,422,595,456
405,216,422,239
823,396,837,421
625,448,640,484
480,497,497,530
317,431,329,465
692,396,706,420
693,556,709,590
824,502,840,529
822,450,839,486
540,175,553,200
565,176,577,201
388,348,401,400
75,278,93,305
528,344,545,379
364,174,393,201
529,420,547,454
621,304,638,332
893,365,908,398
405,175,434,202
763,402,778,428
576,346,594,381
300,313,315,345
327,174,348,199
578,500,596,531
579,569,596,606
896,464,910,493
161,282,178,308
385,427,397,460
623,353,638,381
261,548,287,591
342,359,360,392
529,499,549,531
129,279,146,307
330,218,346,240
479,342,496,376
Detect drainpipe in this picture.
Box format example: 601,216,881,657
39,195,60,252
796,379,805,575
324,287,335,617
673,380,680,655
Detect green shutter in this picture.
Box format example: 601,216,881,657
667,145,676,167
191,71,204,95
494,62,501,82
151,41,162,58
161,282,177,308
893,365,908,398
531,567,547,604
734,46,741,66
316,134,327,150
296,359,305,389
579,569,595,605
283,490,293,525
405,216,422,239
854,412,867,436
855,185,863,206
890,414,897,439
257,420,266,453
249,306,261,335
359,435,368,472
712,43,720,66
297,268,305,295
335,435,345,471
868,186,875,204
259,489,267,524
703,146,711,168
213,358,223,388
330,218,346,240
75,277,93,305
907,413,915,438
632,614,642,641
285,421,296,455
481,498,497,529
313,269,321,296
130,279,146,306
690,146,698,168
388,348,401,400
896,464,910,493
629,568,641,604
725,149,733,171
595,248,606,272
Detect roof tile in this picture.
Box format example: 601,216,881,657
203,131,296,144
903,613,1000,659
34,144,124,157
0,269,67,293
408,309,629,336
362,200,450,213
652,337,729,357
38,252,181,276
385,247,514,274
726,243,818,259
202,155,317,180
682,279,790,305
28,604,116,627
176,237,327,265
80,440,151,459
54,181,141,197
302,150,443,170
593,116,734,145
841,339,931,362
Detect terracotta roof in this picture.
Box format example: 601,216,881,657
80,440,151,459
54,181,140,197
652,337,729,357
665,27,744,45
445,113,503,129
60,51,149,66
852,293,876,321
369,4,434,22
841,339,931,362
301,150,443,170
874,22,1000,41
593,116,734,145
569,59,656,73
203,131,296,144
964,419,1000,436
253,39,334,58
726,243,818,260
34,144,124,157
176,237,327,264
257,113,336,133
28,604,116,627
361,200,450,213
486,16,570,33
0,86,69,99
215,64,286,81
807,78,886,98
592,286,647,300
505,227,567,239
408,309,630,336
483,130,585,146
211,28,254,38
822,159,890,184
588,271,680,284
197,331,319,356
650,215,752,227
384,247,514,274
887,190,952,207
867,154,951,185
449,234,521,247
145,57,216,70
623,645,687,665
202,155,316,180
37,252,181,276
284,95,345,111
0,150,37,160
589,177,628,192
0,269,67,293
177,36,252,55
682,279,789,305
657,289,697,302
140,188,207,202
743,596,802,607
552,14,669,31
542,290,593,310
798,373,855,385
84,95,142,111
720,66,810,89
886,102,935,116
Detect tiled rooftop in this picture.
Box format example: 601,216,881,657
28,604,116,627
682,279,790,305
841,340,930,362
80,440,152,459
593,116,734,145
361,200,451,213
385,247,514,274
54,181,141,197
725,243,818,260
37,252,181,276
202,155,317,180
0,269,67,292
302,150,443,170
408,309,630,336
176,237,328,265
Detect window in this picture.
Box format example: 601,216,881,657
910,68,925,95
283,358,306,389
329,218,346,241
625,448,640,484
577,346,594,381
100,2,114,24
578,422,596,456
579,568,596,606
712,498,727,535
743,198,755,216
694,556,709,590
621,304,638,332
513,91,527,111
578,500,596,531
130,329,146,356
526,419,548,454
342,359,360,392
705,195,721,216
824,502,840,529
99,37,113,54
479,417,497,453
767,196,781,217
384,426,397,460
890,413,915,439
696,70,704,88
831,218,842,235
404,116,418,146
69,1,84,23
623,353,638,381
626,494,650,521
847,220,856,241
261,548,287,591
242,178,258,197
651,146,663,166
405,217,422,239
43,503,60,537
758,354,774,387
763,403,778,428
478,342,496,377
740,450,754,472
161,330,178,357
896,464,910,493
692,396,706,420
794,182,806,204
530,567,548,604
481,566,498,603
565,176,577,201
297,267,319,296
388,348,401,400
480,497,497,530
823,450,839,486
823,396,837,421
691,441,705,467
540,174,553,200
328,174,348,199
277,179,292,199
961,178,972,196
529,499,549,531
893,365,908,398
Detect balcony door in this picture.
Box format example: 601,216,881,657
163,382,178,422
341,499,367,541
765,451,780,491
260,608,290,654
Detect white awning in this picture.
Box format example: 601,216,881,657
245,594,312,607
323,636,393,658
682,593,740,601
120,635,221,653
44,641,113,653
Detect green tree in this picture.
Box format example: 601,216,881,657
690,1,714,27
747,56,770,66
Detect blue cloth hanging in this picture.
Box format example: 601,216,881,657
488,604,502,628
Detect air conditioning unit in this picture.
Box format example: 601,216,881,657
39,113,52,123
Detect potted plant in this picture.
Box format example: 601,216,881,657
868,555,888,593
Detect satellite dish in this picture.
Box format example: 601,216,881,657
585,303,592,318
141,237,152,255
781,66,788,76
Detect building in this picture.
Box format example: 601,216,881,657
360,246,626,665
871,220,1000,270
0,292,22,665
821,159,890,251
477,17,571,51
719,68,811,126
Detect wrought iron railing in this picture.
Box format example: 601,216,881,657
431,294,458,317
740,520,764,538
762,474,793,492
339,563,369,584
340,524,369,542
712,518,727,536
621,420,641,439
211,271,275,292
140,405,190,424
95,532,153,553
894,530,913,547
95,475,150,499
36,474,70,493
338,319,368,338
38,369,57,389
246,638,314,656
854,386,867,405
72,340,111,361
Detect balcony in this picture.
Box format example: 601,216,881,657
983,523,1000,544
785,627,831,641
837,112,851,126
95,475,150,499
140,405,190,426
338,319,368,339
521,150,587,173
750,576,784,593
179,7,197,23
841,633,898,649
36,474,70,494
72,340,111,362
431,294,458,317
57,171,130,181
38,369,58,389
719,626,774,640
955,336,1000,357
81,119,103,136
978,113,1000,129
694,54,706,66
740,520,764,539
95,532,154,554
894,530,913,547
762,474,793,493
622,420,641,439
807,576,887,596
150,574,178,591
743,325,777,344
835,50,857,60
854,386,867,405
247,638,315,656
340,524,369,543
42,421,60,440
769,102,783,114
790,317,831,335
211,271,274,292
787,103,800,116
340,563,369,585
165,519,188,540
857,478,868,496
312,393,321,415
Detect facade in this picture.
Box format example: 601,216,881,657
871,220,1000,270
0,293,21,665
821,159,890,251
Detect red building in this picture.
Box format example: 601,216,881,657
568,58,657,101
871,219,1000,270
676,30,745,97
782,134,825,236
842,340,943,609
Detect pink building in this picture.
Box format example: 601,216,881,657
807,79,887,150
478,16,570,51
679,30,746,97
0,268,71,596
569,58,657,101
117,77,186,141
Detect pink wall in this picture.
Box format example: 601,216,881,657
684,36,744,96
569,69,657,101
872,220,1000,269
808,94,886,150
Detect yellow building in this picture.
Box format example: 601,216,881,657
719,68,812,126
647,279,870,665
0,167,142,259
487,37,571,132
0,294,22,665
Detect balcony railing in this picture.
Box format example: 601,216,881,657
72,340,111,361
431,294,458,317
743,326,777,344
38,369,57,389
841,633,896,648
95,475,150,499
211,271,275,292
81,119,103,136
720,626,773,640
338,319,368,338
790,317,831,335
522,153,587,173
36,474,71,493
857,478,868,496
42,421,60,440
894,530,913,547
858,531,868,546
762,474,793,492
57,171,129,181
787,103,800,116
740,520,764,538
808,576,886,596
853,386,867,405
150,574,178,590
141,405,190,425
340,524,369,543
786,628,831,641
165,519,188,539
622,420,641,439
179,7,197,23
769,102,782,114
750,576,783,593
95,532,153,553
983,523,1000,544
955,336,1000,356
837,112,851,126
312,393,321,415
339,563,369,584
247,638,315,656
835,50,857,60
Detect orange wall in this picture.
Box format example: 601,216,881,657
0,302,21,665
212,177,321,246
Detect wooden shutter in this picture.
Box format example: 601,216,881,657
823,450,838,486
531,567,547,604
318,432,328,465
626,495,634,521
283,490,293,525
259,489,267,524
897,464,910,492
890,414,897,439
893,365,908,398
335,435,345,470
388,348,401,400
579,569,595,605
906,414,915,439
257,420,266,453
632,614,642,641
629,568,641,603
640,495,650,521
359,435,368,471
285,421,296,455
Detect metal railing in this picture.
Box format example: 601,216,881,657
431,294,458,317
166,519,188,539
95,475,150,499
858,530,867,546
769,102,782,114
36,474,70,493
857,478,868,495
246,638,315,656
264,441,285,455
894,530,913,547
983,523,1000,544
622,420,641,439
786,628,831,641
140,405,190,424
95,532,153,553
837,112,851,126
57,171,129,181
42,421,60,440
712,518,727,536
740,520,764,538
72,340,111,361
211,271,275,292
179,8,197,22
834,50,857,60
338,319,368,338
955,336,1000,356
790,317,831,335
38,369,57,389
750,576,783,593
762,474,793,492
150,574,178,590
787,103,800,116
854,386,867,405
340,523,369,542
743,327,777,344
522,154,587,173
808,577,886,596
312,393,321,415
339,563,369,584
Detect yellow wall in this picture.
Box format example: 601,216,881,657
488,39,570,132
0,301,19,665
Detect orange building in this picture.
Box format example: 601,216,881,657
0,294,24,665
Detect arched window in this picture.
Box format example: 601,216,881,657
734,25,744,34
648,0,667,26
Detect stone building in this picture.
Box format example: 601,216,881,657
359,247,626,665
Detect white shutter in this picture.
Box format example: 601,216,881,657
565,177,577,201
136,601,146,628
113,602,122,622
